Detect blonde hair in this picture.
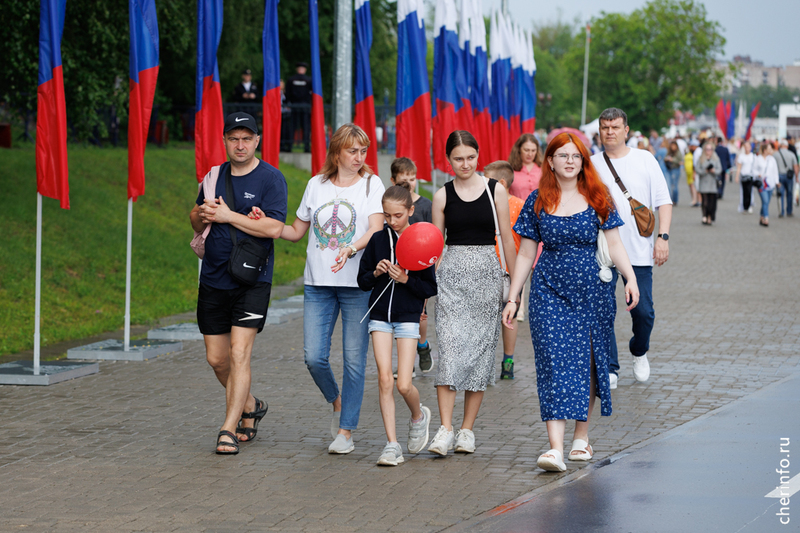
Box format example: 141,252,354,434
319,124,373,182
484,160,515,187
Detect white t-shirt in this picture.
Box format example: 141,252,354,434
592,148,672,267
675,138,688,156
737,152,755,176
296,174,385,287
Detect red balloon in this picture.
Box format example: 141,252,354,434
396,222,444,271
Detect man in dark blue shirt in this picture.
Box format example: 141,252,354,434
190,112,288,454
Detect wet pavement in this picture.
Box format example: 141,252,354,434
0,180,798,532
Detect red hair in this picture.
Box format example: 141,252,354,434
535,133,614,222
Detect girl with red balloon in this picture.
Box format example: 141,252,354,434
427,130,518,456
357,185,439,466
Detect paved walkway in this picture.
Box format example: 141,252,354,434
1,180,798,532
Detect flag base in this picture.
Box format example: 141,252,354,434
66,339,182,361
0,360,99,386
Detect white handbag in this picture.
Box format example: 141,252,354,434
596,216,614,282
484,179,512,302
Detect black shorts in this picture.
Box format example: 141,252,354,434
197,282,271,335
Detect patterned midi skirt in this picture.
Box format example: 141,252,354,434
434,245,504,391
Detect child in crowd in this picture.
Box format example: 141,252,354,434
390,157,434,373
358,186,438,466
484,161,524,380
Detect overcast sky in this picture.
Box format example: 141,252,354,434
496,0,800,67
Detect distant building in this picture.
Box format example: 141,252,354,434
719,56,800,95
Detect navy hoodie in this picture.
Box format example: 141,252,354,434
357,225,437,323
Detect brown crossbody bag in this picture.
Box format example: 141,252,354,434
603,152,656,237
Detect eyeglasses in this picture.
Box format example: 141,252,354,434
553,153,583,162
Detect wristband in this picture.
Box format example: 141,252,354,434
507,300,517,305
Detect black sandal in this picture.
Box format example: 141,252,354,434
216,430,240,455
236,397,268,442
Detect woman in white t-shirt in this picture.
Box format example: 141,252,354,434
756,143,780,227
279,124,385,454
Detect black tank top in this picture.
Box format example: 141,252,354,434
443,178,498,245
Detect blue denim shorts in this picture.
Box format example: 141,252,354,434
368,320,420,339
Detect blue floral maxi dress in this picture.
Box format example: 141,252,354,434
514,190,624,421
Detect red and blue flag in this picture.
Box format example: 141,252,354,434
36,0,69,209
396,0,431,181
262,0,281,167
520,29,537,134
432,0,472,174
309,0,326,176
128,0,159,201
489,10,512,162
745,102,761,141
195,0,226,182
354,0,379,175
466,0,492,170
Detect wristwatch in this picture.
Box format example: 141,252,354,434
348,245,358,258
658,233,669,241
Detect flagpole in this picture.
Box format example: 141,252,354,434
580,24,590,126
33,193,43,375
124,198,133,351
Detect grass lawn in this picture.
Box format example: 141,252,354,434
0,143,310,357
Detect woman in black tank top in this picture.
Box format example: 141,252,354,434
425,130,518,457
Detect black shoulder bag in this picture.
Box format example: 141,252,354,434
224,164,270,285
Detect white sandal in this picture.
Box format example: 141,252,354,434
537,449,566,472
568,439,594,461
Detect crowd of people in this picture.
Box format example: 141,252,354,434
189,105,794,471
591,128,800,227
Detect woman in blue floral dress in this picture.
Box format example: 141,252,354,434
502,133,639,472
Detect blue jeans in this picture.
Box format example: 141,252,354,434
608,266,654,375
303,285,370,431
666,167,681,204
778,175,793,216
760,188,774,218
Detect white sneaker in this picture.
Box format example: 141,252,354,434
427,426,454,456
376,442,404,466
632,354,650,382
328,434,354,454
407,405,431,454
609,373,618,390
454,429,476,453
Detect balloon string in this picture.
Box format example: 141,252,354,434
360,279,394,323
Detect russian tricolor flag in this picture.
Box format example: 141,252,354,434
467,0,492,170
745,102,761,141
489,10,512,163
262,0,281,167
520,29,537,134
354,0,379,175
309,0,326,176
128,0,159,201
508,23,525,150
36,0,69,209
433,0,471,174
396,0,431,181
195,0,226,182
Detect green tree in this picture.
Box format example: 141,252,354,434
529,15,584,129
585,0,726,130
727,84,800,118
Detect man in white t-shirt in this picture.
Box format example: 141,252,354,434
591,108,673,389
